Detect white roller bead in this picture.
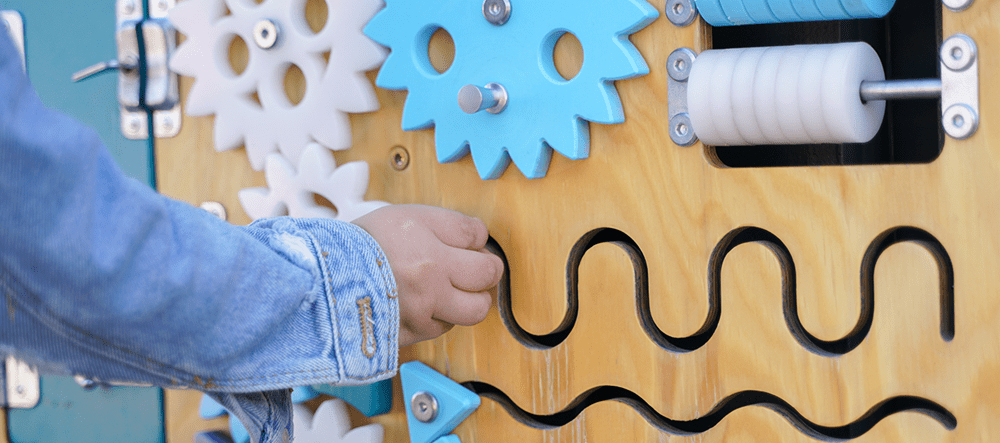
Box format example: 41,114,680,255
687,42,886,146
822,42,886,143
774,45,810,143
751,47,789,144
731,48,767,143
708,48,746,145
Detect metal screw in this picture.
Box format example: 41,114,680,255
665,0,698,27
159,115,174,133
670,113,697,146
410,391,439,423
253,19,280,50
941,34,976,72
667,47,696,82
942,0,974,12
122,0,136,15
458,83,508,114
15,385,25,395
157,0,170,13
483,0,511,25
942,104,977,140
200,201,228,221
389,146,410,171
73,375,98,390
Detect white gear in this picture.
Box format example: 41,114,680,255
168,0,386,170
239,143,388,222
292,399,384,443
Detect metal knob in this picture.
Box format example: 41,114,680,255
410,391,439,423
458,83,508,114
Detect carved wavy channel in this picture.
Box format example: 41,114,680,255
462,382,957,439
492,226,954,354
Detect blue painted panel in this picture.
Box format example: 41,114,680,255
8,376,164,443
3,0,151,184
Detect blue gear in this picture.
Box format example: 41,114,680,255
365,0,658,179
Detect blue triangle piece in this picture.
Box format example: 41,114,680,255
311,378,393,417
228,414,250,443
290,385,320,404
401,361,480,443
199,394,227,419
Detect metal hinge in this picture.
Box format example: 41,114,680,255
72,0,180,140
5,357,40,409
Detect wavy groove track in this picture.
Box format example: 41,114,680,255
492,226,954,354
464,382,957,439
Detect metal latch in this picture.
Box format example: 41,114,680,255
5,357,40,409
72,0,180,140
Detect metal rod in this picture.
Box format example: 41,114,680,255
860,78,942,102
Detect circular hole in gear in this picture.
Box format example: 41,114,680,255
304,0,328,34
283,64,307,106
427,27,455,74
552,32,583,81
228,35,249,76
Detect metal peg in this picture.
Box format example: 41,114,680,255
72,58,138,82
859,79,942,102
942,0,974,12
410,391,439,423
253,19,280,49
483,0,511,25
458,83,508,114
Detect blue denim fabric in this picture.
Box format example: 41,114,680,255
0,25,397,443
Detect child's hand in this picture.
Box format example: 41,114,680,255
352,205,504,347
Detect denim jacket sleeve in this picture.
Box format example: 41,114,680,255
0,23,397,443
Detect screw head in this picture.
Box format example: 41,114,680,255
942,0,974,12
943,104,978,140
669,113,697,146
253,19,280,50
483,0,511,25
665,0,698,27
667,47,696,82
122,0,136,14
389,146,410,171
199,201,228,221
73,375,97,390
941,34,976,72
410,391,439,423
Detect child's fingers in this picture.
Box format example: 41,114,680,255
447,247,504,292
421,208,490,250
434,288,492,327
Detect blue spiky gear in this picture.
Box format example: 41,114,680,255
365,0,658,179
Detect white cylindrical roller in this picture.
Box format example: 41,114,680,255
687,42,885,146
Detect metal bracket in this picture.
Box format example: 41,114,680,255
5,357,40,409
1,10,25,72
666,47,698,146
940,33,979,140
75,0,180,140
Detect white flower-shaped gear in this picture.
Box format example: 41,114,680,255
239,143,388,222
169,0,387,170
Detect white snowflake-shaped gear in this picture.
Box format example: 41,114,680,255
239,143,388,222
169,0,386,170
365,0,658,179
293,399,384,443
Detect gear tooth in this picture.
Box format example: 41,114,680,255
434,124,470,163
330,161,372,200
326,71,380,113
312,111,352,151
573,81,625,124
167,0,222,33
341,201,389,223
238,187,276,220
362,11,394,46
544,118,590,160
244,130,277,171
469,141,511,180
508,139,553,180
183,79,220,116
297,143,336,180
400,94,436,131
374,52,413,90
212,107,247,151
609,0,660,33
598,37,650,80
277,130,312,166
168,42,200,78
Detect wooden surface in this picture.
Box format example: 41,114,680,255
151,0,1000,442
